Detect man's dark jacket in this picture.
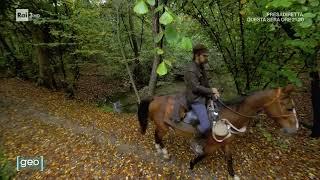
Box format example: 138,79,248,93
184,61,212,105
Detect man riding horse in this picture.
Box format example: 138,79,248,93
184,43,220,155
137,43,298,178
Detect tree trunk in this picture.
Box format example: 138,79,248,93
33,26,56,89
238,0,249,91
0,33,22,77
310,49,320,137
127,1,145,89
116,7,141,104
148,0,162,96
54,0,66,84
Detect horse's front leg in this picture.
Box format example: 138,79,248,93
190,154,206,170
223,144,239,180
189,140,219,170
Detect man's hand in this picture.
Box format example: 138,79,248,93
212,88,220,99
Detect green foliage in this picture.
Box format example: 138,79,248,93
285,39,317,53
267,0,293,8
180,37,193,51
156,61,167,76
257,123,273,142
154,4,164,13
0,148,16,180
164,24,179,43
132,1,194,77
299,18,313,28
299,12,317,28
134,0,149,15
159,11,174,25
278,140,289,150
101,105,114,112
309,0,320,6
146,0,155,6
263,131,273,142
279,69,303,87
259,124,291,151
156,47,164,55
181,0,319,92
163,59,173,67
154,31,164,43
296,0,306,4
1,0,318,98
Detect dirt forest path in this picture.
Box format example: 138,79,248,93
0,78,320,179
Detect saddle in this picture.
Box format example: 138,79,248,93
168,94,225,134
169,95,238,140
171,93,219,124
168,95,246,142
182,99,220,126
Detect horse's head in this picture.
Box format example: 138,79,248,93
263,85,299,135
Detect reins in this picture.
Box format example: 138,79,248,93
217,88,295,119
217,99,257,118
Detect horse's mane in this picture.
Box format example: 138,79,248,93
223,96,248,106
220,90,261,109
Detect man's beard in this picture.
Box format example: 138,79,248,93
203,63,210,69
203,60,209,64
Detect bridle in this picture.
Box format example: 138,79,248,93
217,88,296,119
262,88,296,118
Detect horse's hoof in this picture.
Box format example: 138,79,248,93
162,148,170,160
228,175,240,180
163,154,170,160
234,175,240,180
155,144,162,154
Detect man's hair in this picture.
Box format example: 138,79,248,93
193,44,208,60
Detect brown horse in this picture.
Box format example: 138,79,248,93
137,85,298,179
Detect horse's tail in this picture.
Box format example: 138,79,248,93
138,97,153,135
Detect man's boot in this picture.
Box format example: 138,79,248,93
190,131,206,155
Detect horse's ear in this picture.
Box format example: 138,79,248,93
282,84,295,94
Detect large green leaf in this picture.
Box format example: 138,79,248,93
304,12,316,18
134,0,149,15
156,47,164,55
296,0,306,4
301,6,309,11
269,0,293,7
159,11,173,25
299,18,313,28
163,59,172,67
309,0,319,6
146,0,155,6
180,37,193,51
156,61,167,76
164,25,178,43
154,4,164,13
154,31,163,43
